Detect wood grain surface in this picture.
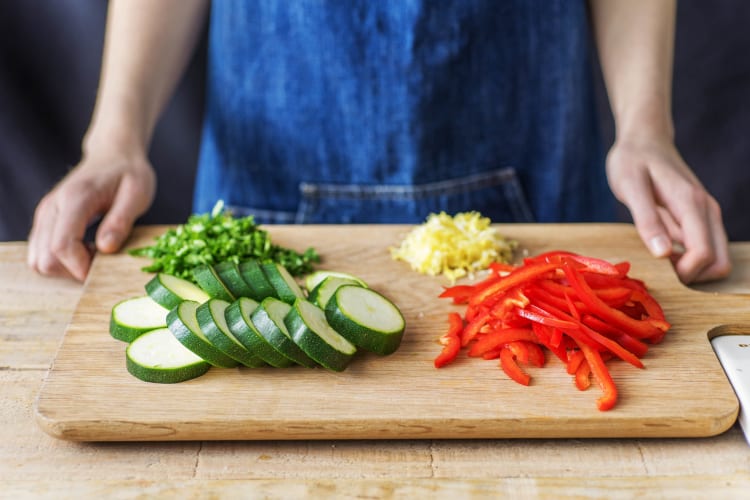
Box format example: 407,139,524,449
34,224,749,441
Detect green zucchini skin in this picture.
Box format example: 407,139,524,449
238,260,278,302
213,261,256,299
325,285,405,356
196,299,266,368
285,299,357,372
193,265,236,302
250,298,317,368
126,327,210,384
109,295,168,343
224,297,295,368
304,270,368,293
307,276,363,309
261,262,306,304
166,300,239,368
145,273,210,310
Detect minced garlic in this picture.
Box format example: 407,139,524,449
390,211,516,283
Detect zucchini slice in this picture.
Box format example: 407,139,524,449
250,297,317,368
224,297,295,368
261,262,306,304
304,270,368,293
193,264,235,302
110,295,168,342
285,298,357,372
213,261,255,299
307,276,363,309
145,273,210,310
126,327,210,384
196,299,266,368
166,300,239,368
325,285,405,355
238,260,278,302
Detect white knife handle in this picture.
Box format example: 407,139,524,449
711,334,750,445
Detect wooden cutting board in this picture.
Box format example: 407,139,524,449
35,224,747,441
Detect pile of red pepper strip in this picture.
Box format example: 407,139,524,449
434,250,671,411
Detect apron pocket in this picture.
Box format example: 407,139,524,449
296,167,534,224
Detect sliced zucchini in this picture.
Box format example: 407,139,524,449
285,298,357,372
304,270,368,293
238,260,278,302
196,298,266,368
224,297,295,368
145,273,210,310
213,261,255,298
126,327,210,384
261,262,306,304
193,264,236,302
110,295,168,342
166,300,239,368
325,285,405,355
307,276,363,309
250,297,317,368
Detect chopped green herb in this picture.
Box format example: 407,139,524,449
129,201,319,281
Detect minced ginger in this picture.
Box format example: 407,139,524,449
390,211,517,283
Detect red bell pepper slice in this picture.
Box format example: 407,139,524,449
516,305,579,330
562,261,665,340
468,262,559,307
566,349,585,375
577,340,618,411
500,347,531,386
532,298,644,368
574,359,591,390
467,328,537,357
531,323,567,363
434,312,463,368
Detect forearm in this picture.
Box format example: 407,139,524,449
588,0,676,141
84,0,209,156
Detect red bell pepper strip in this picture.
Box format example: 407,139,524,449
460,309,491,346
575,359,591,390
468,262,559,307
438,285,476,304
562,261,665,340
577,340,618,411
507,341,530,365
531,298,644,368
531,323,568,363
525,341,545,367
516,305,579,330
500,347,531,386
434,312,463,368
467,328,537,357
581,314,649,358
566,349,585,375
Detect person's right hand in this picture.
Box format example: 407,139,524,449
27,152,156,282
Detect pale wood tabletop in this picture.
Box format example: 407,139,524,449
2,240,750,499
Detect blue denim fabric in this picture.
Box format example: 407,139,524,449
193,0,616,224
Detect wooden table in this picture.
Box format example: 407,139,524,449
2,240,749,498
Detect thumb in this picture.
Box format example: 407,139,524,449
96,172,155,253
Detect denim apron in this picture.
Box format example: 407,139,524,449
193,0,616,224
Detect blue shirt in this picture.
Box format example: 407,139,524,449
193,0,616,224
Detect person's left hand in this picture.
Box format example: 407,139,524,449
605,134,731,284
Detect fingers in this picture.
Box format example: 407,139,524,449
606,140,731,285
672,195,731,283
27,157,156,282
611,167,673,258
27,194,79,280
49,188,102,281
96,170,156,254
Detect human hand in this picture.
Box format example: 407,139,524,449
27,152,156,281
606,135,731,284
